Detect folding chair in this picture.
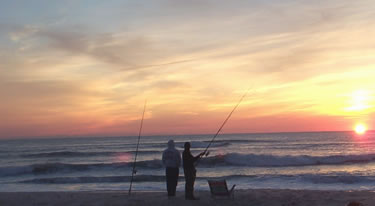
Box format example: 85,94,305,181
207,179,236,199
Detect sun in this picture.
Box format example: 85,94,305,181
354,124,367,135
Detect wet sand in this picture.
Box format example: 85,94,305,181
0,189,373,206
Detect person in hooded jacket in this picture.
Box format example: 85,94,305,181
162,140,181,197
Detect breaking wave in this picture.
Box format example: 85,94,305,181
22,150,160,158
199,153,375,167
0,160,163,177
18,173,375,185
3,153,375,177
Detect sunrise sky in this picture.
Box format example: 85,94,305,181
0,0,374,138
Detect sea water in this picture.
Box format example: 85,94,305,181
1,131,375,192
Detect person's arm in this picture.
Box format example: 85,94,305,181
193,152,205,162
162,151,166,165
177,151,181,167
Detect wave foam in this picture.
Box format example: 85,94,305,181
3,153,375,177
200,153,375,167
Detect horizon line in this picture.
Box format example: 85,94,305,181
1,130,373,140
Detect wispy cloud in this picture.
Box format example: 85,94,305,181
1,0,375,137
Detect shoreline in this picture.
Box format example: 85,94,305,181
0,189,374,206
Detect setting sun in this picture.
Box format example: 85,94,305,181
354,124,367,135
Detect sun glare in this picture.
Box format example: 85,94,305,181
354,124,367,135
346,90,371,111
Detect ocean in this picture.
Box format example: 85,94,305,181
1,131,375,192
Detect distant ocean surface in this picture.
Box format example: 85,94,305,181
1,131,375,192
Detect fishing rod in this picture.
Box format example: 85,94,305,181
128,100,147,195
197,88,251,164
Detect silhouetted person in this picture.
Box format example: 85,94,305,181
183,142,205,200
162,140,181,197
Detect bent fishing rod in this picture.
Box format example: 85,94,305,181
197,88,251,165
128,101,147,195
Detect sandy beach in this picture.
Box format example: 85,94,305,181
0,189,373,206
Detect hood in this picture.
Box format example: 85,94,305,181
167,140,175,149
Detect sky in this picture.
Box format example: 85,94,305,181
0,0,374,138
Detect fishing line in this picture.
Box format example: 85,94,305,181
197,88,252,165
128,100,147,195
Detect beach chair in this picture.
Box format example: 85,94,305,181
207,179,236,199
346,201,363,206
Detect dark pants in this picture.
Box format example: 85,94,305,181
184,169,196,198
166,167,179,196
